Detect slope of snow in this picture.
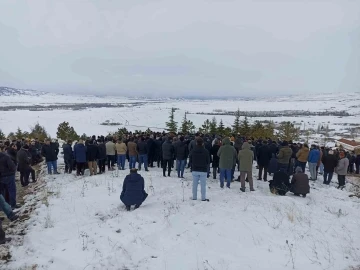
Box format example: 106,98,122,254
6,160,360,270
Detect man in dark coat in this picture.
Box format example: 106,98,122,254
17,145,36,186
174,136,189,178
322,150,338,185
257,141,272,181
189,137,210,201
6,143,18,166
162,137,175,177
0,149,19,209
86,141,99,176
137,137,149,171
41,139,60,174
154,137,163,168
147,135,156,168
290,167,310,197
62,140,73,174
97,139,107,174
120,168,148,211
210,140,220,179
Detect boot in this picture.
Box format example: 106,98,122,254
240,187,246,192
126,205,131,211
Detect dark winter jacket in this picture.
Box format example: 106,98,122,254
98,143,107,160
291,172,310,195
322,154,338,173
269,143,278,156
62,144,73,160
217,138,237,169
6,148,17,165
41,143,59,162
120,172,148,206
257,144,272,166
74,143,87,163
268,154,278,174
29,145,38,159
162,140,175,160
86,144,99,162
210,144,220,167
0,152,16,178
154,139,162,157
269,171,290,195
17,148,32,171
174,141,189,160
137,141,148,155
189,146,210,173
147,138,155,157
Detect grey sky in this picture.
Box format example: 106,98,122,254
0,0,359,97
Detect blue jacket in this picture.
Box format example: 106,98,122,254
74,143,87,163
308,149,320,163
120,172,148,206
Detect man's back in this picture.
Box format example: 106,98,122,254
191,146,209,172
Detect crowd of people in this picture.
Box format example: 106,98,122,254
58,133,359,203
0,132,359,240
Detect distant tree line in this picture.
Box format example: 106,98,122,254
191,109,351,117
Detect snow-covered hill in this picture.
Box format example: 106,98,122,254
5,160,360,270
0,86,48,97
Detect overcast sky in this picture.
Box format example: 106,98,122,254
0,0,359,97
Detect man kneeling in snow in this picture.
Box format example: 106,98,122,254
269,168,290,196
290,167,310,197
120,168,148,211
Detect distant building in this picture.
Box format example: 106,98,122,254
335,138,360,152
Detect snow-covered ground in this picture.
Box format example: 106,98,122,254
0,92,359,137
6,159,360,270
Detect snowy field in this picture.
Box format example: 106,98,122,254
6,159,360,270
0,91,359,137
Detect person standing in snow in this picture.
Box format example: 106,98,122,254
74,140,87,176
296,143,309,173
116,139,127,170
120,168,148,211
62,140,73,174
190,137,210,201
162,137,175,177
174,136,188,178
257,141,272,181
238,142,255,192
97,139,107,174
86,140,99,176
217,137,237,188
210,139,221,179
127,137,138,170
0,146,20,209
336,151,349,189
277,141,292,172
307,145,320,180
41,139,60,175
137,137,149,171
17,144,36,187
321,150,338,185
105,138,116,171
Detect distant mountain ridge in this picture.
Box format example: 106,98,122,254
0,86,49,96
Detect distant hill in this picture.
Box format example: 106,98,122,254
0,86,48,96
